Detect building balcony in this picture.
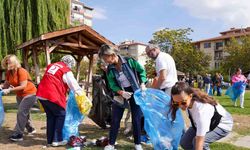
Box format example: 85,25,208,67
214,56,223,60
214,46,224,51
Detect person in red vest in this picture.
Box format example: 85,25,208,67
36,55,83,147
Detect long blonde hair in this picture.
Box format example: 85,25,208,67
1,54,21,69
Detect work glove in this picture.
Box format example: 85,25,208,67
140,83,147,91
121,91,133,100
2,88,11,95
75,89,84,96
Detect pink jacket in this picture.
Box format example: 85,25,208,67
231,74,247,84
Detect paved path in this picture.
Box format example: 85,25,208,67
218,132,250,148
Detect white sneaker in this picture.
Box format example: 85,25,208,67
104,144,116,150
135,144,143,150
52,140,67,147
240,106,244,108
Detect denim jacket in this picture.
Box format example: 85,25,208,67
106,55,147,94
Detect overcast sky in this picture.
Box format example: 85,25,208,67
83,0,250,44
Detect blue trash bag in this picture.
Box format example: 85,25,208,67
225,81,246,102
0,91,4,127
134,88,184,150
63,91,85,141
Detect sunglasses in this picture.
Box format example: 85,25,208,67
172,98,188,107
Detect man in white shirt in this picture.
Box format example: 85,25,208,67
145,44,178,96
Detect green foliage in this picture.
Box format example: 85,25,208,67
0,0,70,61
222,36,250,74
144,58,155,79
149,28,211,76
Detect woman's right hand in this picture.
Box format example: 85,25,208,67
118,90,132,100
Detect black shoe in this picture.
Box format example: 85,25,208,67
9,133,23,141
27,127,36,135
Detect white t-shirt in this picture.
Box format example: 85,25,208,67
118,72,131,88
188,101,233,136
155,52,178,89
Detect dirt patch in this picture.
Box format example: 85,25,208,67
232,114,250,135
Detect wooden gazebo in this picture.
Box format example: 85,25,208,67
16,25,115,93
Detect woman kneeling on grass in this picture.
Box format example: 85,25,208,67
170,81,233,150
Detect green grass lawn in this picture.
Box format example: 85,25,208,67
210,142,250,150
214,89,250,115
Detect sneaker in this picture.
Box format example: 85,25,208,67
52,140,67,147
9,133,23,142
240,106,244,109
104,144,116,150
135,144,143,150
27,127,36,135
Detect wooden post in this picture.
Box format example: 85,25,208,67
32,47,40,83
45,40,51,65
86,54,94,96
76,55,83,82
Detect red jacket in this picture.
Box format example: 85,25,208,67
36,62,71,109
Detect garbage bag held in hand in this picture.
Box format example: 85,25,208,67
225,81,246,101
134,88,184,150
0,91,4,127
89,76,112,129
75,91,92,116
63,91,84,141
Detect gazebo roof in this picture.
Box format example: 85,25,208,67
16,25,116,56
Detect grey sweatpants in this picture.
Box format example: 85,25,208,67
14,95,37,134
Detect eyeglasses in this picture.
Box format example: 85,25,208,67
172,98,188,107
146,48,155,55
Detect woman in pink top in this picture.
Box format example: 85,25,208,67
231,68,247,108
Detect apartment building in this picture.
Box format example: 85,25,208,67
70,0,93,26
118,40,148,66
193,27,250,69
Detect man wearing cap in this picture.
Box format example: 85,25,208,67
37,55,83,147
145,44,178,96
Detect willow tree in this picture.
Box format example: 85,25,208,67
0,0,70,60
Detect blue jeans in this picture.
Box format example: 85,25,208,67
39,100,66,144
109,88,142,145
180,127,230,150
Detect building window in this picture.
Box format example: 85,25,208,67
73,6,79,11
204,42,211,48
215,42,223,49
215,62,220,69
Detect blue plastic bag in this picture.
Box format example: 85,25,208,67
134,88,184,150
0,91,4,127
225,81,246,101
63,91,85,141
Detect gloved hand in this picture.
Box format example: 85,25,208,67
75,90,84,96
121,91,132,100
140,83,147,91
2,88,11,95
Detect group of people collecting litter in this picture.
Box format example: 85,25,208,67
0,43,235,150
